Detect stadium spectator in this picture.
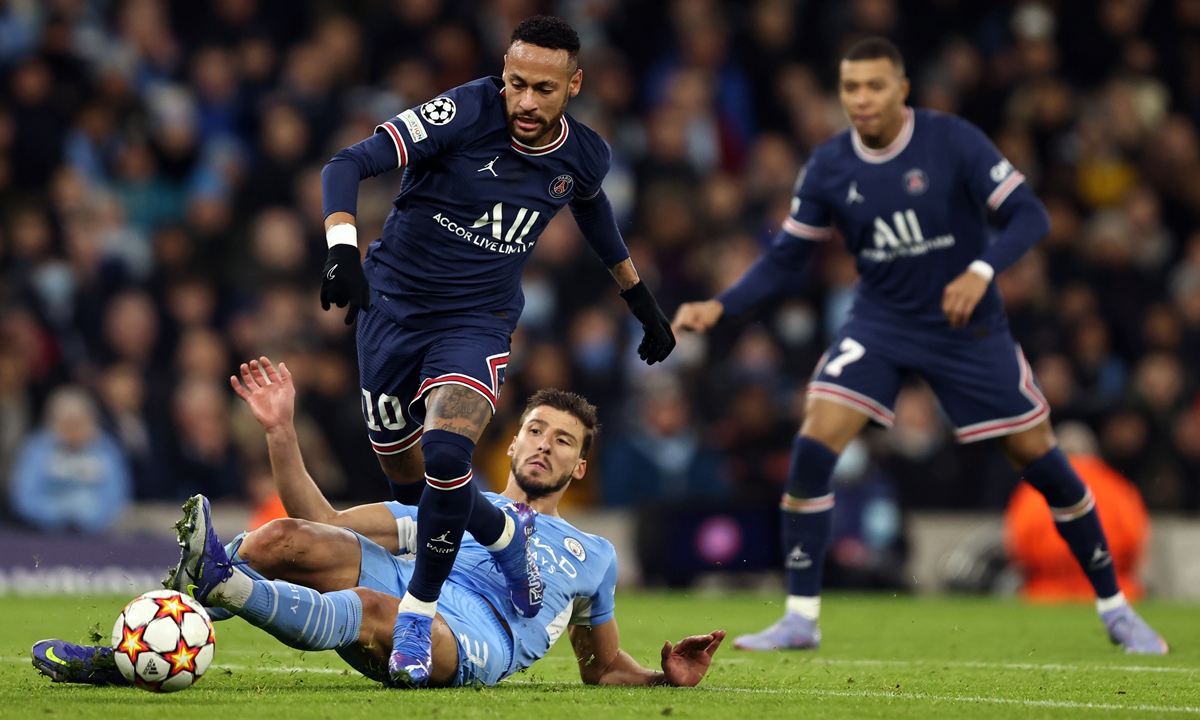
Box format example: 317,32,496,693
0,0,1195,531
9,385,131,533
601,374,726,505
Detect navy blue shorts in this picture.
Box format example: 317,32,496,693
356,306,510,456
809,317,1048,443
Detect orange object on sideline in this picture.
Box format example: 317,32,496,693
1004,455,1149,603
247,491,288,531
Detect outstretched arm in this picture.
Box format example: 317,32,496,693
568,620,725,687
230,357,401,552
673,229,816,334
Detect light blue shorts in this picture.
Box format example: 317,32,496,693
351,530,514,687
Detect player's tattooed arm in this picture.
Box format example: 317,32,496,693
425,385,493,442
607,258,640,291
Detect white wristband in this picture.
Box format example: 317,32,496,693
968,260,995,282
326,222,357,249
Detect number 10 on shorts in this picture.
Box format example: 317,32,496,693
362,389,407,431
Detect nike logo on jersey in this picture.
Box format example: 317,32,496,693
478,157,499,177
846,182,865,204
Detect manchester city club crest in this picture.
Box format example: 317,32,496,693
548,174,574,199
421,96,456,125
902,168,929,195
563,537,586,561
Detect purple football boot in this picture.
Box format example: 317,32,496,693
489,502,544,618
734,612,821,651
31,640,130,685
1102,604,1168,654
388,612,434,688
164,494,237,606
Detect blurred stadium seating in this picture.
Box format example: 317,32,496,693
0,0,1198,593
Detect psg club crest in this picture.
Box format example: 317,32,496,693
902,168,928,196
421,97,456,126
548,174,574,199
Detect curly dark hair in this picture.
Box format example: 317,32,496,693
510,15,581,63
520,388,599,458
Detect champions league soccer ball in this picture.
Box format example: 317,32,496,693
111,589,215,692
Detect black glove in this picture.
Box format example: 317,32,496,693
320,244,372,325
620,280,676,365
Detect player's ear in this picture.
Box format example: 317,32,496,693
899,75,910,103
569,68,582,98
573,458,586,480
507,438,516,458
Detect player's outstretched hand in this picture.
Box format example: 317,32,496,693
661,630,725,687
942,268,990,328
230,357,296,432
320,244,372,325
671,300,724,334
620,281,676,365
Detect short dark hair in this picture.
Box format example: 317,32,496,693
520,388,599,458
510,15,581,63
842,36,905,75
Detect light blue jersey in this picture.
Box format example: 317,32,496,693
376,492,618,682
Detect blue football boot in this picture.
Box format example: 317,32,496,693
489,503,543,618
734,612,822,651
388,612,434,688
31,640,130,685
164,495,236,606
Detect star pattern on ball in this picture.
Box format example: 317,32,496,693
117,624,150,664
153,595,191,624
163,637,201,675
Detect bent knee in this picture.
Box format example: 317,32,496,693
377,449,423,484
241,517,315,563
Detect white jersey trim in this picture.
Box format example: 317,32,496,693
510,117,570,156
783,217,833,240
987,171,1026,211
851,107,914,164
953,345,1049,443
376,121,409,168
807,381,896,427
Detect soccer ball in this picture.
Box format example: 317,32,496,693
111,589,215,692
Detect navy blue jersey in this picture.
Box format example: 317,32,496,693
365,77,613,333
786,108,1026,330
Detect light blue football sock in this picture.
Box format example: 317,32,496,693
234,578,363,651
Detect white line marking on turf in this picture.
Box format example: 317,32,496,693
702,687,1200,714
538,656,1196,674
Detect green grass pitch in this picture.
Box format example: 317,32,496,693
1,592,1197,719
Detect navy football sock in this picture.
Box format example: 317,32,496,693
407,430,477,603
465,483,507,547
1023,447,1120,599
781,435,839,598
389,479,425,506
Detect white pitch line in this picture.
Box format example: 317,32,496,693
536,656,1198,674
700,687,1200,715
10,657,1198,712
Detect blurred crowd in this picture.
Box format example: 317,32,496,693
0,0,1198,536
